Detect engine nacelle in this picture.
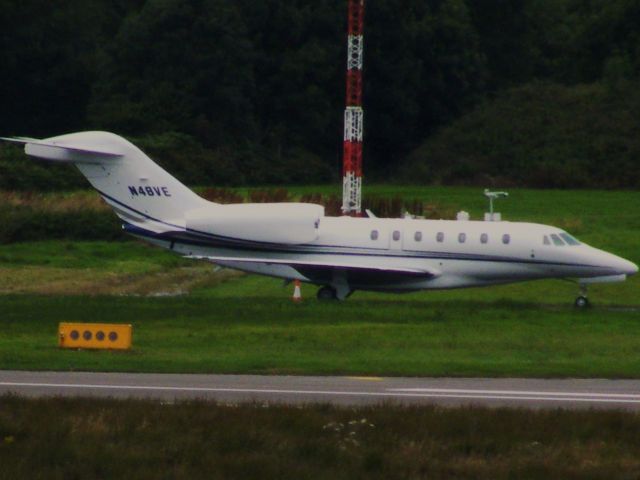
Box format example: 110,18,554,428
185,203,324,244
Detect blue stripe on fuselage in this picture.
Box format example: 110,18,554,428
101,189,605,270
121,222,606,270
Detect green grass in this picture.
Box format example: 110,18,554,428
0,241,234,296
2,395,640,480
1,287,639,377
0,241,189,270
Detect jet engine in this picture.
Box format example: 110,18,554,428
185,203,324,244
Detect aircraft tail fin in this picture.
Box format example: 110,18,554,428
3,131,210,233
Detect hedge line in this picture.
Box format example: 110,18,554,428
0,207,124,244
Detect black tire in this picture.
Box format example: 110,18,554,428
574,296,590,308
317,286,337,301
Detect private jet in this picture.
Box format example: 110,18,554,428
2,131,637,306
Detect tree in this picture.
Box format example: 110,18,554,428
89,0,257,147
365,0,487,170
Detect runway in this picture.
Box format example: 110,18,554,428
3,370,640,409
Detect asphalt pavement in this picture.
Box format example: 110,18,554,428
2,370,640,409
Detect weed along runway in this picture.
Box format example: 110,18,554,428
3,371,640,409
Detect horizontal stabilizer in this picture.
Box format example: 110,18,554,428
0,136,124,162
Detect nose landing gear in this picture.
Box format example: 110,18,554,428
574,284,590,308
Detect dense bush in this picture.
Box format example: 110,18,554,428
0,207,123,244
401,81,640,188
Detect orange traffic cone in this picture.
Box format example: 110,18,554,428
292,280,302,302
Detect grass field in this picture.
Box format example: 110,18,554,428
1,287,639,376
2,395,640,479
0,241,240,296
0,186,637,377
0,243,638,376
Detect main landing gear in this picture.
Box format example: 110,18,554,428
316,284,353,301
574,283,590,308
317,285,338,301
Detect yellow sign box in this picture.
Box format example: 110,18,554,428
58,323,132,350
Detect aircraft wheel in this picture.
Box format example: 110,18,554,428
574,295,590,308
317,286,338,301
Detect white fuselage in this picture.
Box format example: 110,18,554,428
140,215,638,294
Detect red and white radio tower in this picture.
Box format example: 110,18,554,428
341,0,365,215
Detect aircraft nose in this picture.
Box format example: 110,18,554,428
624,259,639,276
611,255,638,276
593,249,638,276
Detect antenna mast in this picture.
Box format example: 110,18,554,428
341,0,365,216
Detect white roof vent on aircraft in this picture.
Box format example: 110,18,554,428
484,212,502,222
484,189,508,222
456,211,470,221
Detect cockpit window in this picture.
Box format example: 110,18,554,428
550,233,565,246
560,233,581,246
543,235,551,245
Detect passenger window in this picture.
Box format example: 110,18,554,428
502,234,511,245
436,232,444,243
560,233,580,246
480,233,488,244
458,233,466,243
392,230,401,241
543,235,550,245
414,231,422,242
370,230,379,241
550,234,565,246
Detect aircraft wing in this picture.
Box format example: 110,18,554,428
185,254,440,278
